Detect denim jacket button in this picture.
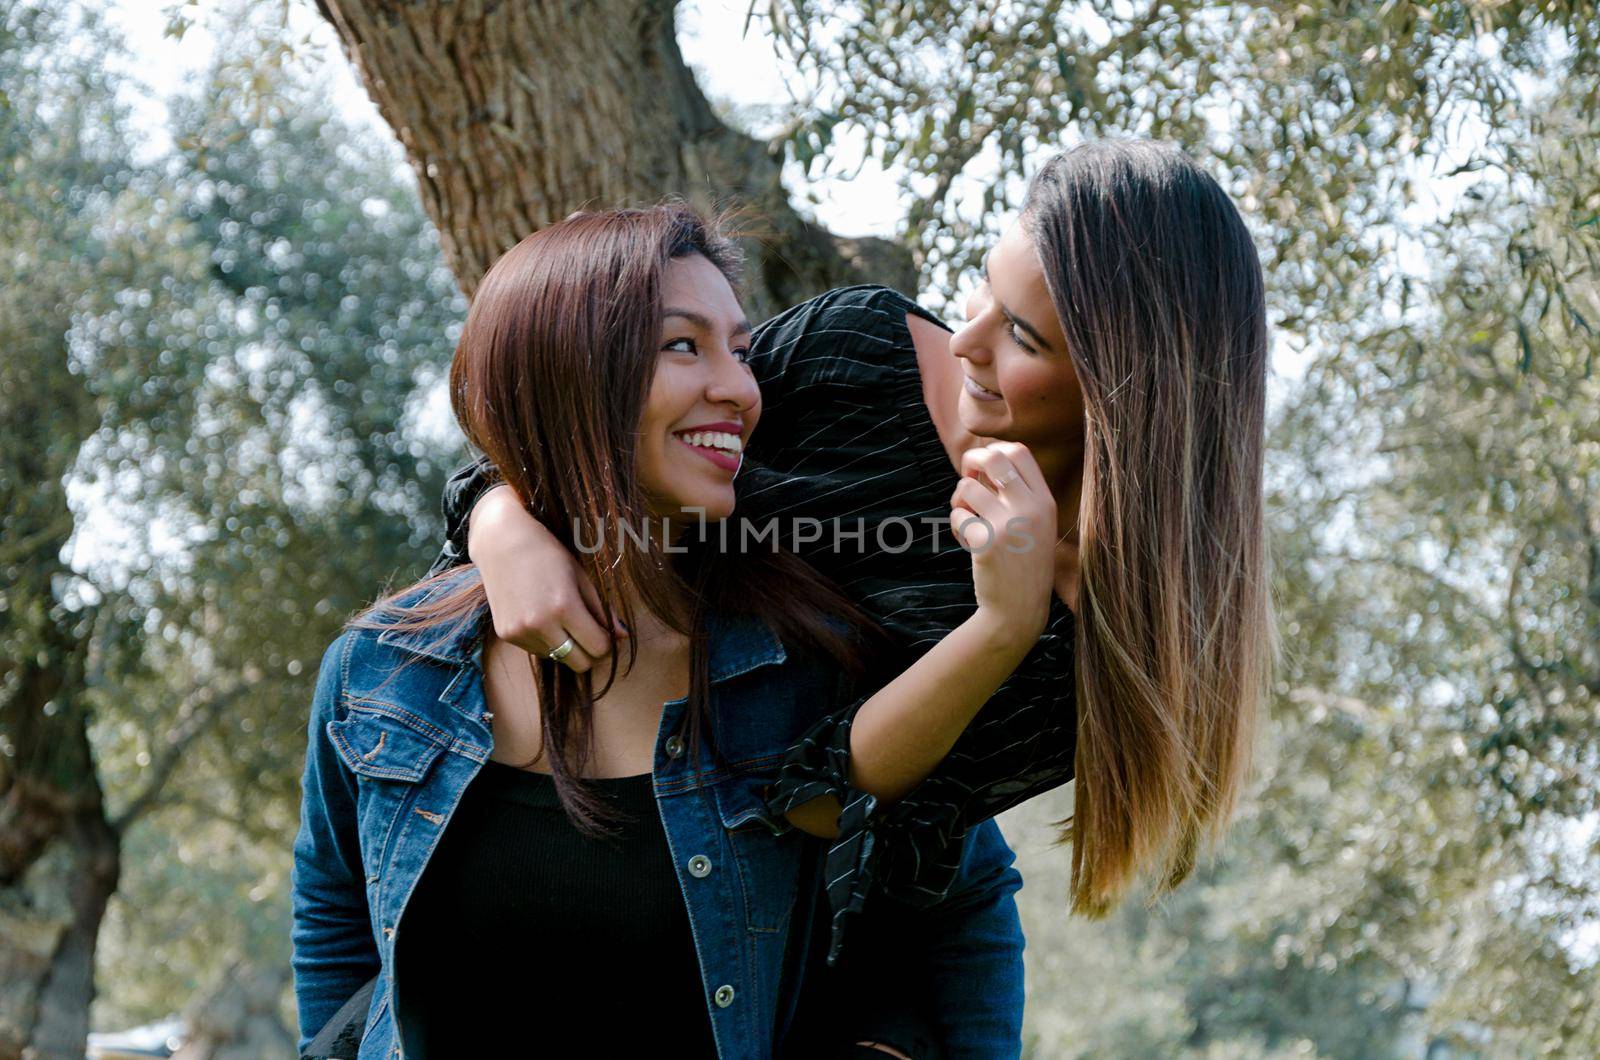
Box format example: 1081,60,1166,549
687,855,712,878
664,735,685,759
714,984,735,1008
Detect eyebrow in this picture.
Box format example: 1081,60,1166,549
981,254,1053,353
664,308,752,336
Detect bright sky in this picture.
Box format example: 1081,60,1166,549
106,0,904,232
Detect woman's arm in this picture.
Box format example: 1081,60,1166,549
451,440,1053,837
290,634,380,1053
431,464,625,673
779,611,1035,837
784,441,1055,836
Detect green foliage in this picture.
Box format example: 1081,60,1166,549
4,0,466,1031
761,0,1600,321
88,52,466,1029
0,0,157,626
1255,71,1600,1052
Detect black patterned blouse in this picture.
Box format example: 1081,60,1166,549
427,285,1078,965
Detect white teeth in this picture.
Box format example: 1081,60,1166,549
676,430,743,454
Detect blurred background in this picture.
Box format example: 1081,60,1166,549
2,0,1596,1057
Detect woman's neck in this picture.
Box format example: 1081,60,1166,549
610,574,691,651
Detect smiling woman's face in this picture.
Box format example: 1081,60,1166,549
637,252,761,523
949,221,1084,450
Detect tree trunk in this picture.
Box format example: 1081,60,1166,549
313,0,913,310
0,577,121,1060
171,960,295,1060
0,802,120,1060
0,202,122,1058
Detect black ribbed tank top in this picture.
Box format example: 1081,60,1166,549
394,761,716,1056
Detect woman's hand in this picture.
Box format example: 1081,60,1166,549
785,442,1057,826
467,484,627,673
949,441,1057,646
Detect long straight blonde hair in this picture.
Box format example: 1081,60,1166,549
1025,141,1280,915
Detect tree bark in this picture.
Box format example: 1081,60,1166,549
313,0,914,311
0,801,120,1060
0,531,121,1060
0,189,122,1057
171,960,295,1060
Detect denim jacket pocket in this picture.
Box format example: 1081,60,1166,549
714,776,802,935
328,703,449,783
327,704,451,889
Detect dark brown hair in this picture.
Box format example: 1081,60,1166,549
349,203,880,832
1022,141,1280,916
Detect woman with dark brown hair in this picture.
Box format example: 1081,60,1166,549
290,203,1053,1059
433,138,1280,957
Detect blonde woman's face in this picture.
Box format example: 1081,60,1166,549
949,222,1084,449
637,253,760,524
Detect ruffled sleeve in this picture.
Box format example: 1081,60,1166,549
763,694,885,966
764,602,1078,966
763,690,978,968
426,455,502,578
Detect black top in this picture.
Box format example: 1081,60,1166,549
429,284,1077,964
395,761,715,1056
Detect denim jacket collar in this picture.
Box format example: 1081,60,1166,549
372,566,788,684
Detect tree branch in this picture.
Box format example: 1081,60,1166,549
1505,538,1555,716
0,511,75,566
111,683,249,834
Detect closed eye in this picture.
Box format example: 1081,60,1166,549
1005,319,1038,355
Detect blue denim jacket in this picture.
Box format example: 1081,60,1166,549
291,568,1026,1058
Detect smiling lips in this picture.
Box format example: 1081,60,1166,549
673,423,744,473
964,375,1003,402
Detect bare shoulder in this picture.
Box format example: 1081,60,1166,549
907,311,954,364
